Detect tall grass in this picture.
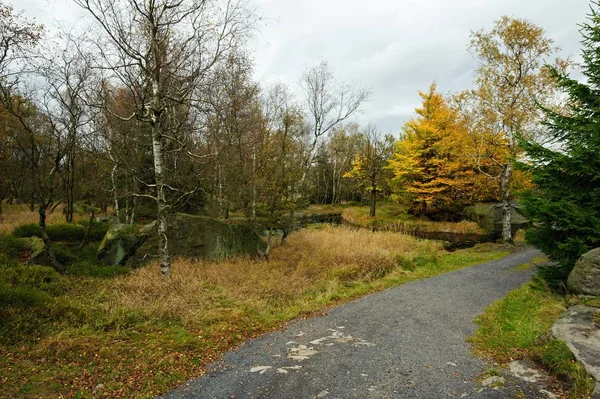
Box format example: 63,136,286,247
341,205,485,234
108,226,443,326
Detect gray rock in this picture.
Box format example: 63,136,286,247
481,376,505,388
97,223,148,266
125,213,267,268
551,305,600,395
463,202,529,238
568,248,600,296
22,236,48,265
96,215,112,223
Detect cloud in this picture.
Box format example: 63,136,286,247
8,0,591,133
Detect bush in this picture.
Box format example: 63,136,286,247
0,282,53,308
75,220,110,241
0,265,64,295
13,223,88,242
12,223,41,239
0,234,28,259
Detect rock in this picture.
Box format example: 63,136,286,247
96,215,112,223
481,376,505,388
550,305,600,395
22,236,48,265
568,248,600,296
463,202,529,238
97,223,148,266
125,213,267,268
509,360,550,384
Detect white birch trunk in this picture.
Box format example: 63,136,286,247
500,162,513,243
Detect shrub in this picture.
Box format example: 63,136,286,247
12,223,88,242
0,234,28,259
0,283,53,308
12,223,41,238
75,220,110,241
0,265,63,295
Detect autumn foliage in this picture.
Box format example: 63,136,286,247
388,84,498,219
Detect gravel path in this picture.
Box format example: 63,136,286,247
163,248,544,399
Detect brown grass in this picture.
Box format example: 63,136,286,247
107,225,443,326
0,204,85,235
342,206,484,235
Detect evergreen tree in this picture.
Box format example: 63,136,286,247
389,84,498,219
521,2,600,280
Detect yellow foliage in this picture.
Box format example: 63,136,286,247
389,84,499,217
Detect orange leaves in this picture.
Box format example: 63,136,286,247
389,84,499,217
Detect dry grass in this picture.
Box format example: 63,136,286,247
108,226,443,326
342,206,485,235
0,204,85,235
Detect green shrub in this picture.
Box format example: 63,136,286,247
0,234,29,258
12,223,41,238
13,223,88,242
52,243,77,264
75,220,110,241
0,265,63,295
0,283,52,308
47,224,86,241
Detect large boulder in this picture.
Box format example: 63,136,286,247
463,202,529,238
550,305,600,396
97,223,150,266
568,248,600,296
21,236,49,265
125,213,266,268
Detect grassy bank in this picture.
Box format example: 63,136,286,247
339,203,485,234
470,270,596,398
1,224,507,398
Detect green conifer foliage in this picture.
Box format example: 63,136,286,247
521,1,600,280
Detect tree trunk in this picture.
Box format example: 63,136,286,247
500,163,513,243
64,153,75,223
39,202,63,273
370,188,377,217
111,164,120,222
152,127,170,276
79,209,95,251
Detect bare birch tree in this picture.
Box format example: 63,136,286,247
74,0,258,275
299,60,369,186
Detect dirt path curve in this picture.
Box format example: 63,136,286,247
163,248,546,399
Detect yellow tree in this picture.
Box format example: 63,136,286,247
469,16,566,242
389,84,497,219
344,125,394,217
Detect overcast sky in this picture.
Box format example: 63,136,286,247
7,0,592,134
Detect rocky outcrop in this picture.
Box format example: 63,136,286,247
124,213,266,268
463,202,529,238
21,236,48,265
97,223,149,266
568,248,600,296
550,305,600,397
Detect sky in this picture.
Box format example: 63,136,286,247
7,0,592,134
